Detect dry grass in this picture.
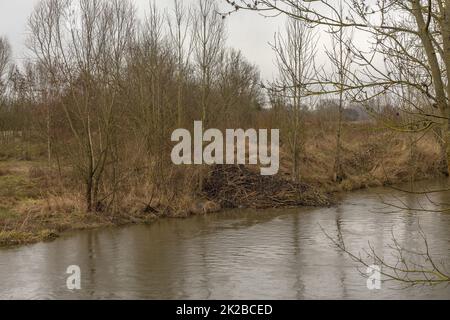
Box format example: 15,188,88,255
295,122,441,192
0,121,444,247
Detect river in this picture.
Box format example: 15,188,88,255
1,181,450,299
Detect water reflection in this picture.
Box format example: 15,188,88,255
1,183,450,299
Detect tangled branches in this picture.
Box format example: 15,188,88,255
203,165,331,209
322,225,450,287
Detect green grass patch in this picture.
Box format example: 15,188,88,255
0,229,58,247
0,205,19,221
0,173,40,199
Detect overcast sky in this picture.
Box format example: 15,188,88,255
0,0,373,82
0,0,293,81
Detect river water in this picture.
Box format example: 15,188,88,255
1,181,450,299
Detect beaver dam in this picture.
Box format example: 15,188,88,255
202,165,331,209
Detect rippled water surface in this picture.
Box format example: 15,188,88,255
1,181,450,299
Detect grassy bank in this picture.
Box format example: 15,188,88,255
297,121,441,191
0,122,443,247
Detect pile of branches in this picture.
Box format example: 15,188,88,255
203,165,331,209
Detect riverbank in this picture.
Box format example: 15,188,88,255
0,123,443,247
2,180,450,299
0,161,332,247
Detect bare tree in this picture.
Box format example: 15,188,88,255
27,0,64,165
28,0,137,212
227,0,450,174
0,36,11,101
191,0,226,191
217,48,263,125
168,0,193,128
322,224,450,287
141,1,176,182
324,0,353,182
270,4,317,182
192,0,226,126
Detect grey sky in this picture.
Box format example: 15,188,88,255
150,0,285,80
0,0,40,61
0,0,376,82
0,0,286,81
